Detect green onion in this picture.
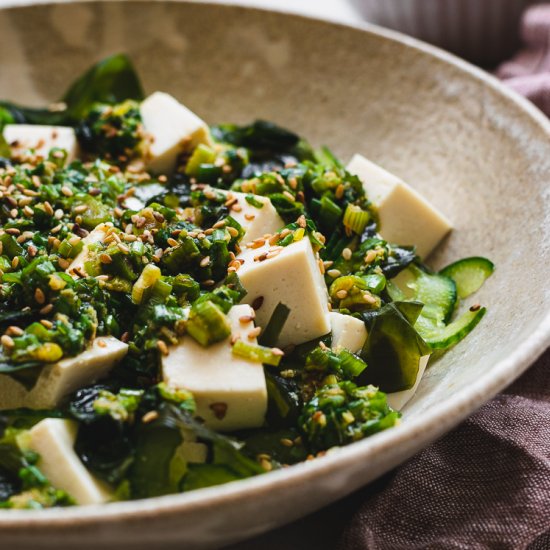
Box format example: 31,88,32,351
245,194,264,208
343,204,370,234
339,349,367,377
186,300,231,347
131,264,161,304
232,339,282,366
184,144,216,177
318,195,343,227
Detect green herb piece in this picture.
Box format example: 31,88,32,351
186,300,231,347
232,339,282,366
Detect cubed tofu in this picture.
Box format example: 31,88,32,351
0,336,128,410
386,355,430,411
237,237,330,348
28,419,113,505
346,154,452,258
140,92,213,174
66,222,112,277
328,312,368,354
162,304,267,432
208,188,284,243
3,124,79,164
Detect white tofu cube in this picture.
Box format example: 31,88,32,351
208,188,284,243
162,304,267,432
237,237,330,348
3,124,79,164
0,336,128,410
66,222,111,278
346,154,452,258
140,92,213,174
28,419,113,505
386,355,430,410
328,312,368,354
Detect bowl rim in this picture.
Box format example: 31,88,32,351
0,0,549,530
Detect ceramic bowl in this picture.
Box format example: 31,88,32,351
0,1,549,548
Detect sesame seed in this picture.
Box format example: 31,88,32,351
248,326,262,339
18,197,32,207
167,237,179,247
99,253,112,264
252,296,264,310
266,249,282,260
327,269,342,278
28,245,37,257
40,319,53,329
283,190,295,202
97,340,107,348
363,292,377,305
260,458,272,472
280,438,294,447
1,335,15,349
244,213,256,221
142,411,159,424
225,197,238,208
73,204,88,214
202,279,215,287
335,184,345,199
336,289,348,299
280,228,292,238
157,340,169,356
57,258,70,270
6,326,23,336
43,201,54,216
231,204,242,213
342,247,352,260
297,215,307,228
34,288,46,304
54,209,64,220
364,250,377,264
39,304,53,315
318,258,325,274
11,257,19,269
227,226,239,238
271,347,284,356
470,304,481,312
213,220,226,229
61,186,73,197
200,256,210,268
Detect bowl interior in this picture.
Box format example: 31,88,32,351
0,1,549,547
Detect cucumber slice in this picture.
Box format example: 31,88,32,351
416,307,486,350
440,257,494,299
387,264,457,324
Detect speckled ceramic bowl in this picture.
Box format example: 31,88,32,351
0,2,549,548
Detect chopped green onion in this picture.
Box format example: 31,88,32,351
185,144,216,176
232,339,282,366
343,204,370,234
245,194,264,208
186,300,231,347
131,264,162,304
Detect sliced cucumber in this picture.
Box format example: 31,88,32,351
416,307,486,350
440,257,494,299
387,264,457,324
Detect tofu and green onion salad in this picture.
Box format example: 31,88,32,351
0,55,493,509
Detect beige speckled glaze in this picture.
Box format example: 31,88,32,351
0,2,549,548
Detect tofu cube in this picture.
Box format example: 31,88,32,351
28,419,113,505
386,355,430,411
3,124,79,164
162,304,267,432
0,336,128,410
346,154,452,258
328,312,368,354
237,237,330,348
140,92,213,174
209,188,284,243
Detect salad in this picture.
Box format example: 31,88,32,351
0,55,493,509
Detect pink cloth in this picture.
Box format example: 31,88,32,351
497,4,550,115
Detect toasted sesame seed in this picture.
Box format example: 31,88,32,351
157,340,169,355
43,201,54,215
342,247,352,260
318,258,325,274
364,250,377,264
280,228,292,238
271,347,284,356
244,213,256,221
231,203,242,213
1,335,15,349
27,245,37,257
202,279,215,287
266,249,282,260
199,256,210,268
213,220,226,229
9,209,18,219
335,183,345,199
6,326,23,336
327,269,342,278
363,292,377,305
39,304,54,315
167,237,179,247
283,190,295,202
99,253,112,264
260,458,272,472
73,204,88,214
252,296,264,310
57,258,70,270
18,197,32,207
142,410,159,424
61,186,73,197
336,289,348,300
225,197,238,208
297,215,307,228
248,326,262,339
280,438,294,447
40,319,53,329
11,257,19,269
54,209,64,220
470,304,481,312
34,288,46,304
227,226,239,238
97,340,107,348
